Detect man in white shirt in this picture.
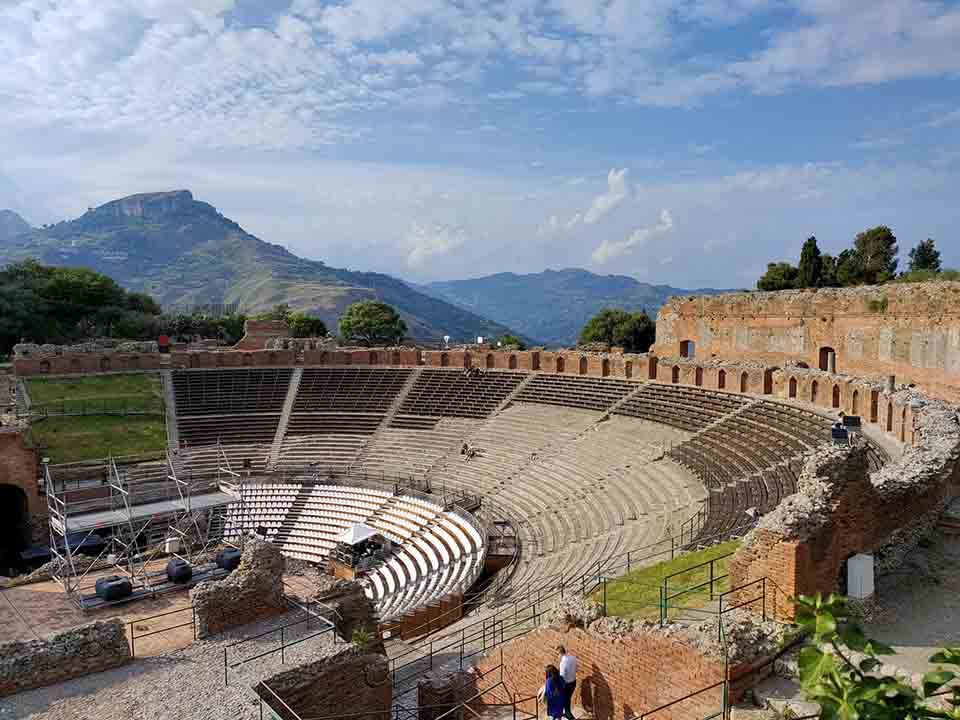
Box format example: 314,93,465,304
556,645,578,720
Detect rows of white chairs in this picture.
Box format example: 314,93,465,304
222,482,486,622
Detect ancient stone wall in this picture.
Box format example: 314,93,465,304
0,619,130,697
0,428,42,518
13,353,162,377
730,395,960,621
259,646,391,720
654,283,960,404
190,537,286,638
234,319,289,350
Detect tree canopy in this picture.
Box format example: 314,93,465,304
0,260,165,356
287,312,328,338
797,236,823,288
339,300,407,346
795,593,960,719
757,262,800,291
498,334,526,350
909,238,942,273
578,308,655,353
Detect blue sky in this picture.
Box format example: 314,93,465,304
1,0,959,288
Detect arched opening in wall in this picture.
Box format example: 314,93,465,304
319,351,329,364
440,353,449,367
0,485,29,576
832,385,841,409
578,357,588,375
393,351,402,365
810,380,819,404
486,354,495,369
129,356,141,370
900,406,908,443
215,354,224,367
268,352,278,365
886,403,894,433
242,353,253,366
870,391,879,423
556,356,565,374
601,359,610,377
851,390,860,416
39,360,51,374
342,352,352,365
624,361,633,379
671,366,680,384
763,369,775,395
100,356,112,371
509,355,518,370
69,358,81,373
648,356,658,380
718,369,726,390
679,340,696,359
463,353,472,369
740,372,749,394
369,351,378,365
695,367,703,386
788,377,798,399
818,347,836,372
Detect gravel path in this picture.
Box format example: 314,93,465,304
0,610,340,720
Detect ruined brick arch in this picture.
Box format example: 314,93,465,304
268,352,278,365
369,351,379,365
509,354,517,370
671,365,680,384
788,377,798,398
242,353,253,366
70,357,82,373
463,353,472,369
0,484,30,573
679,339,696,359
810,380,819,404
215,353,224,367
624,360,633,379
718,368,726,390
886,401,894,432
900,405,908,442
485,354,495,369
39,360,51,374
556,356,565,373
818,346,836,372
740,371,749,394
393,350,402,365
763,368,775,395
851,389,860,415
832,384,841,409
127,355,140,370
695,367,703,386
870,390,879,423
601,358,610,377
648,356,658,380
578,356,588,375
440,352,450,367
99,357,111,372
319,351,330,364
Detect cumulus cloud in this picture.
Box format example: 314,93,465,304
403,221,468,267
583,168,630,224
591,209,673,264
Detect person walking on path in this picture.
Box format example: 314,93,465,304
538,665,566,720
557,645,578,720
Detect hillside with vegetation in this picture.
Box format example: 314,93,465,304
0,191,521,344
419,268,730,346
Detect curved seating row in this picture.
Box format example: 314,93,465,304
294,368,412,413
172,368,292,415
397,369,525,419
514,374,634,412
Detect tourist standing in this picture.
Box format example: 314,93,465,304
538,665,565,720
557,645,578,720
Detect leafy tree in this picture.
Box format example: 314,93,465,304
851,226,899,284
820,254,840,287
498,334,526,350
126,292,162,315
798,236,823,288
254,303,292,322
794,593,960,719
757,262,799,291
287,312,328,338
578,308,655,353
339,301,407,346
908,239,942,274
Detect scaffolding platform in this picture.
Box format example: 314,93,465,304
63,490,234,534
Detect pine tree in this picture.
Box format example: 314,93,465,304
908,238,942,273
797,236,823,288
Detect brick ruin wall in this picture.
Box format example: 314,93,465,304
0,619,130,697
653,282,960,404
730,393,960,621
190,537,287,638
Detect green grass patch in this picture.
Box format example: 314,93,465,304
593,540,741,620
29,415,167,463
27,373,163,414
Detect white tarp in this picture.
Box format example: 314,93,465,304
336,523,379,546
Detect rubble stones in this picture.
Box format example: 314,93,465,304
0,620,130,697
13,340,158,357
191,537,286,638
543,596,604,629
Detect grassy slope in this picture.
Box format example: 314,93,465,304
27,373,166,462
595,540,741,619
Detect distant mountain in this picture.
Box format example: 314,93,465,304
0,191,521,343
419,269,731,346
0,209,30,242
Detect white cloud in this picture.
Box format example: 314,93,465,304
591,209,673,264
402,221,468,267
583,168,630,224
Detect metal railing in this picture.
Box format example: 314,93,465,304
128,605,197,659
